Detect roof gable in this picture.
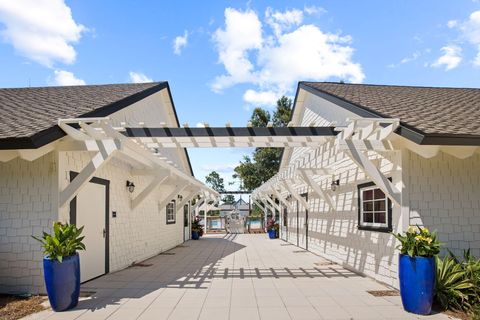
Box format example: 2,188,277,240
302,82,480,143
0,82,166,148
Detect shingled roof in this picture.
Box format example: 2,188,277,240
301,82,480,145
0,82,167,149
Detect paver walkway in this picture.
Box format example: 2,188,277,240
24,234,454,320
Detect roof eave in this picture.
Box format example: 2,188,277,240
300,82,480,147
0,82,169,151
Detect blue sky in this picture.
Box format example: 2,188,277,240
1,0,480,189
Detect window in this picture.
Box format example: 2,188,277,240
166,200,176,224
283,206,288,227
183,204,189,227
358,182,392,232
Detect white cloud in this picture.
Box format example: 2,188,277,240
196,122,206,128
201,163,236,173
265,7,303,37
211,8,263,92
431,45,462,70
243,89,278,107
0,0,86,67
129,71,153,83
52,70,85,86
173,30,188,55
211,7,364,102
445,10,480,66
304,5,326,15
447,20,458,28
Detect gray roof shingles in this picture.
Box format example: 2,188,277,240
0,82,165,143
302,82,480,137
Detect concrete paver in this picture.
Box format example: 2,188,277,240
24,234,455,320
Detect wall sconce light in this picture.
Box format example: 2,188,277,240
330,179,340,192
177,194,183,201
126,180,135,193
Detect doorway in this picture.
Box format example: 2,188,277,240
70,172,109,283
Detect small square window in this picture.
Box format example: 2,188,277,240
166,200,176,224
358,182,392,232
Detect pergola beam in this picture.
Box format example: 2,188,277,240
131,173,170,209
345,140,401,206
270,187,294,211
283,180,309,209
59,138,120,208
158,184,188,212
298,171,335,209
176,188,199,212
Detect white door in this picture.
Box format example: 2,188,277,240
75,181,106,282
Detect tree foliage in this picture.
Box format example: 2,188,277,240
205,171,225,192
205,171,235,205
234,96,292,191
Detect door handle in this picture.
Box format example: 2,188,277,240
103,228,106,238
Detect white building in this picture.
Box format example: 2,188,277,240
0,83,218,294
253,82,480,288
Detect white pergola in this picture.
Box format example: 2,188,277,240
252,118,401,214
1,116,478,218
251,116,480,215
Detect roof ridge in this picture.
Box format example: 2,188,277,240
301,81,480,90
0,81,165,91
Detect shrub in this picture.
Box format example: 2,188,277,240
392,225,441,257
32,222,85,262
435,250,480,316
266,218,276,231
192,216,203,233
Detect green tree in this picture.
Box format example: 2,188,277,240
222,194,235,205
205,171,225,192
273,96,293,127
205,171,236,205
233,96,292,190
250,107,270,127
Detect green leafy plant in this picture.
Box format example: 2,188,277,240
32,222,86,262
435,250,480,316
392,225,441,257
191,217,203,233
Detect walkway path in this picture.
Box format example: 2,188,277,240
24,234,453,320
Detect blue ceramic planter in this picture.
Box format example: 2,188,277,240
268,229,276,239
43,254,80,312
399,254,435,315
192,231,199,240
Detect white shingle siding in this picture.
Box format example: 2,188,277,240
0,153,57,294
0,150,186,294
0,91,190,294
281,141,403,288
280,92,480,289
58,151,185,275
407,151,480,258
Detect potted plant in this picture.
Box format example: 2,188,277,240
191,216,203,240
393,225,441,315
33,222,85,312
266,218,277,239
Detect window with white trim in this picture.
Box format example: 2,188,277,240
166,200,176,224
358,182,392,232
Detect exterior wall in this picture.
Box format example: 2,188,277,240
407,151,480,258
58,151,186,275
0,153,57,294
280,140,404,288
280,91,405,288
0,89,192,294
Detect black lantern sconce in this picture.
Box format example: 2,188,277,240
330,179,340,192
126,180,135,193
177,194,183,201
